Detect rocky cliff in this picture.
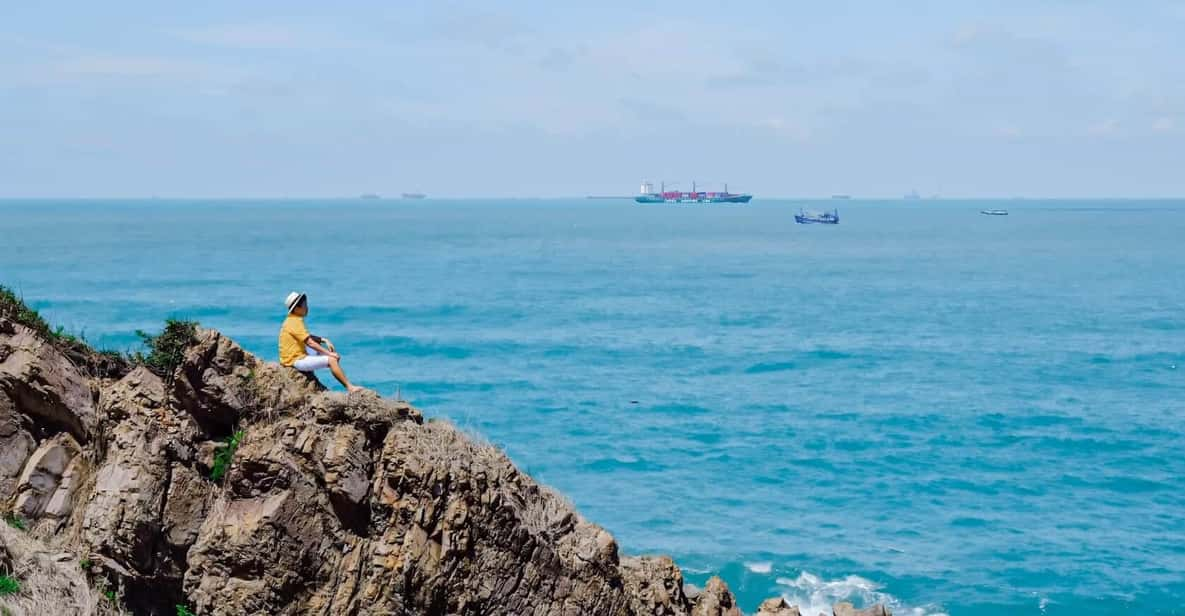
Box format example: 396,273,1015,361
0,314,890,616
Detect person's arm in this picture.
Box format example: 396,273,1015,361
304,335,339,359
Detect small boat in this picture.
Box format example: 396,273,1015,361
980,209,1009,216
795,208,840,224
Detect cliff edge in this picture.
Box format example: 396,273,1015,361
0,312,892,616
0,318,744,615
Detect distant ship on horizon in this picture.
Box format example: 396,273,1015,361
635,181,751,204
795,208,840,224
401,192,427,199
359,193,381,199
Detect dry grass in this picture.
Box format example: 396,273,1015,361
401,420,581,541
402,419,511,475
0,525,127,616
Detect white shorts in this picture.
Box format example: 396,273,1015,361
292,345,331,372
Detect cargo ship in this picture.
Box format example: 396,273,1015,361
635,181,752,204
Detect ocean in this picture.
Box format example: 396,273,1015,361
2,198,1182,615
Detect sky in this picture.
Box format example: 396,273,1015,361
1,1,1183,198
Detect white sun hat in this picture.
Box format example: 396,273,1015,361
285,291,306,314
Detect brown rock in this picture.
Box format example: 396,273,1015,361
162,463,212,553
41,454,86,520
0,321,738,616
0,319,97,441
621,555,693,615
0,389,35,500
834,602,892,616
691,576,742,616
758,597,803,616
81,411,171,572
12,432,82,520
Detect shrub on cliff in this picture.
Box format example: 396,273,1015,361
0,285,128,380
133,319,198,378
0,285,57,341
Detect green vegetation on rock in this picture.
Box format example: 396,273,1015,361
0,575,19,596
134,318,198,377
4,513,26,531
0,285,58,341
210,430,244,483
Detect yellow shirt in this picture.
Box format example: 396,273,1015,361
278,315,311,366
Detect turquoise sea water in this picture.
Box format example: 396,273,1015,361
2,198,1183,615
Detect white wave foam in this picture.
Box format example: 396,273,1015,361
774,571,947,616
745,561,773,574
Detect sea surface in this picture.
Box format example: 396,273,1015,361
2,198,1183,615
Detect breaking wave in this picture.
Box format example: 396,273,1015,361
774,572,948,616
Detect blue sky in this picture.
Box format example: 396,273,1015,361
2,1,1183,197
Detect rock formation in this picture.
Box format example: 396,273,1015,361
0,319,750,615
831,602,892,616
754,597,801,616
0,315,894,616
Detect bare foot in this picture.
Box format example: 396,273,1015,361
347,385,364,393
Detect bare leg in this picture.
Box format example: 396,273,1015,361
327,356,362,392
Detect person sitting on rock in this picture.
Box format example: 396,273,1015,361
279,291,361,392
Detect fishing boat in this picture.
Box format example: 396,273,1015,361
635,181,752,204
795,208,840,224
980,209,1009,216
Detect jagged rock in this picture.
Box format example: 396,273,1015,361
82,368,175,576
42,454,85,519
0,389,36,499
691,576,742,616
82,414,171,571
0,320,738,615
621,555,693,615
833,602,892,616
321,422,372,532
161,463,211,554
98,365,165,422
757,597,803,616
12,432,82,520
174,327,327,431
0,319,96,441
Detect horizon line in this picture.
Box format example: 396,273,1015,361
3,195,1185,202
